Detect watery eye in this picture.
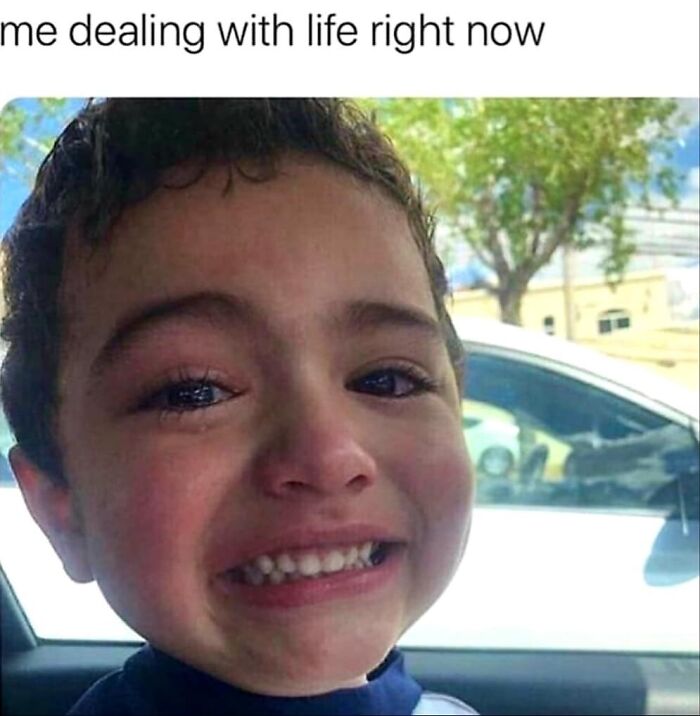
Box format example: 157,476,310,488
147,380,233,412
350,368,431,398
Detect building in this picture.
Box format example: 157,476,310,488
448,269,700,389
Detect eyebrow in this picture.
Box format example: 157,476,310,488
90,292,259,377
89,292,443,378
337,299,443,344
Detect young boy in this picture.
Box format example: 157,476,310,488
1,99,477,715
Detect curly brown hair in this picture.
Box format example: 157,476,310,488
1,98,463,486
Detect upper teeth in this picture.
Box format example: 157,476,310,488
235,541,377,586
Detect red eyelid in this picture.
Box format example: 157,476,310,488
152,366,235,389
358,361,432,380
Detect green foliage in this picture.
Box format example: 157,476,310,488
0,98,69,180
364,98,686,323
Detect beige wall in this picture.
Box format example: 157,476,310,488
448,270,699,390
580,323,700,390
448,269,671,340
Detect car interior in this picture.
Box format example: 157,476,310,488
2,564,699,716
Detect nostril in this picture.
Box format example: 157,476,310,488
347,474,371,493
277,474,370,496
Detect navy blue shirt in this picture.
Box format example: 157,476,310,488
68,645,425,715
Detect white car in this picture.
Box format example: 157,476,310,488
462,414,520,478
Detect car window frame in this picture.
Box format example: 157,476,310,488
461,339,699,438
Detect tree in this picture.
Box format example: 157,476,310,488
366,99,685,325
0,98,69,181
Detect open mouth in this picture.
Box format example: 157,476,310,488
223,541,395,587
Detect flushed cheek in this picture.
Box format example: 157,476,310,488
391,428,473,618
77,442,225,631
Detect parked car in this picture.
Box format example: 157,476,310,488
463,408,520,478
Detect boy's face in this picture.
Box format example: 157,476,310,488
14,158,473,695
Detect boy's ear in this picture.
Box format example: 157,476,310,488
8,446,94,584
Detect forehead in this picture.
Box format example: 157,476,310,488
59,158,436,363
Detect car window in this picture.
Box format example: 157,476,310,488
463,350,699,518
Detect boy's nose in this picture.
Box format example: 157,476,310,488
251,394,378,499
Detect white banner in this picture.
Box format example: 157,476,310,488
0,0,698,104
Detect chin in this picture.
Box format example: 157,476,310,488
306,636,391,687
237,620,400,696
266,646,390,696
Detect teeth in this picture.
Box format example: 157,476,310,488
298,553,322,577
344,546,359,568
276,553,296,573
255,555,275,575
322,551,345,573
268,569,285,585
236,541,388,586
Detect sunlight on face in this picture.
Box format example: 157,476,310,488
56,158,474,695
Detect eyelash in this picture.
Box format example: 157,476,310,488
347,364,439,399
138,363,438,418
137,368,237,417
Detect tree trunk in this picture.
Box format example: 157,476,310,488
497,285,524,325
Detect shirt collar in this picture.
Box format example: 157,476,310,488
123,643,422,715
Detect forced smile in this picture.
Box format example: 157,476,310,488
225,541,396,586
213,528,408,609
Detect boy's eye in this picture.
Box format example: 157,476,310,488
143,380,234,412
348,367,436,398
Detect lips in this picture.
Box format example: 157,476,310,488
211,524,408,605
215,539,405,609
